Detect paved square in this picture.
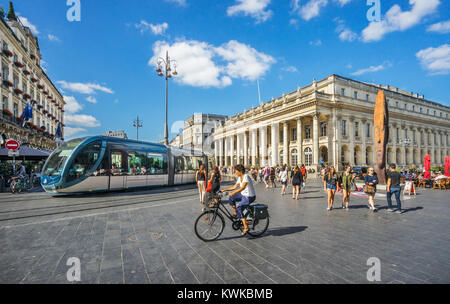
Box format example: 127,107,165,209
0,180,449,284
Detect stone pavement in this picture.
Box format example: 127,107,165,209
0,179,449,284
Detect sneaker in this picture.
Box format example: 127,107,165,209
327,207,331,211
367,205,372,210
342,206,346,209
395,209,403,214
387,208,395,212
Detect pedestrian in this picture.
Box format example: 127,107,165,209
323,166,339,211
291,165,303,200
258,167,264,183
341,165,354,210
386,164,403,214
300,164,307,191
364,167,378,211
196,164,207,205
209,166,222,194
263,165,270,188
279,165,289,195
270,167,277,188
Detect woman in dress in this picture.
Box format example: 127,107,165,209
291,165,303,200
364,167,379,211
209,166,222,194
196,164,207,205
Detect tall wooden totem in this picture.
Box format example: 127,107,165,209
374,90,389,184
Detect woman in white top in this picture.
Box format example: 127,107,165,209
278,165,289,195
221,165,256,236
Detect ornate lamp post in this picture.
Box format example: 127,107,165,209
156,51,178,146
133,116,143,141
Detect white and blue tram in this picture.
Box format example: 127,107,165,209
40,136,210,194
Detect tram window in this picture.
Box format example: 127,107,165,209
128,151,167,175
93,154,109,176
175,156,185,174
66,141,102,183
111,151,125,176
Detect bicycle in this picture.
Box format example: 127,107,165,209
9,175,32,194
194,191,270,242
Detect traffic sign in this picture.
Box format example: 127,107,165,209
5,139,20,151
8,150,19,157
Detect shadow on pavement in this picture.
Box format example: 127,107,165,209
264,226,308,237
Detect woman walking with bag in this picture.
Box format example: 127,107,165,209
323,166,339,211
279,165,289,195
208,166,222,194
291,165,303,200
364,167,378,211
196,164,207,205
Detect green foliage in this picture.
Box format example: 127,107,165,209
0,7,5,19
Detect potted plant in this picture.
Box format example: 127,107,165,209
13,88,23,95
2,109,13,117
2,49,13,57
2,79,13,87
23,93,31,100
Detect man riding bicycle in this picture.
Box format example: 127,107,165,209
220,164,256,236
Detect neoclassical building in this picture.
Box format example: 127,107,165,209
0,5,64,151
213,74,449,173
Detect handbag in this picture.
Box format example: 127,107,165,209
363,184,375,194
205,181,212,193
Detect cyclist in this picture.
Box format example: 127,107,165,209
220,164,256,236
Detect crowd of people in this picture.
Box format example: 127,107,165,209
196,162,422,222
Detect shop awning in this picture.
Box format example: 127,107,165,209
0,146,51,161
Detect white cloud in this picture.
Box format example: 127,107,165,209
427,20,450,34
334,0,352,6
292,0,328,21
164,0,186,6
150,39,275,88
86,96,97,104
282,66,298,73
416,44,450,75
57,81,114,95
64,114,101,128
135,21,169,35
362,0,440,42
18,16,39,35
64,127,87,138
351,62,391,76
47,34,60,42
309,39,322,46
335,18,357,41
227,0,273,23
63,96,83,114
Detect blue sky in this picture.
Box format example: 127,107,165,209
2,0,449,142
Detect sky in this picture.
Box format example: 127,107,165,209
2,0,449,142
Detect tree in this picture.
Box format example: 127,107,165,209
0,7,5,19
7,2,16,21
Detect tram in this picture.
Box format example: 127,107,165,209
40,136,211,194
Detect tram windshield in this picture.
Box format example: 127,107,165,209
42,138,86,177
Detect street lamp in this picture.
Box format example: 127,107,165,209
133,116,143,141
156,51,178,146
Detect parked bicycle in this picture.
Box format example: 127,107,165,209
9,175,32,194
194,191,270,242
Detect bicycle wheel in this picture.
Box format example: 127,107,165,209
195,210,225,242
247,214,270,238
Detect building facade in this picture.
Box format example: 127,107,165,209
181,113,227,155
102,130,128,139
213,74,449,172
0,7,64,151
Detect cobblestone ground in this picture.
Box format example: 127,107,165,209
0,179,449,284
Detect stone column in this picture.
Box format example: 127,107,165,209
349,117,355,165
283,121,289,166
313,114,319,167
236,133,241,165
218,138,223,167
296,118,302,166
244,131,249,167
260,125,267,166
230,134,235,167
361,119,367,165
332,112,340,170
271,122,279,166
214,140,219,166
251,128,257,166
224,136,229,167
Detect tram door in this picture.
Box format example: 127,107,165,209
110,150,126,190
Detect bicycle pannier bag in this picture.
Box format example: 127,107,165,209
253,204,269,220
